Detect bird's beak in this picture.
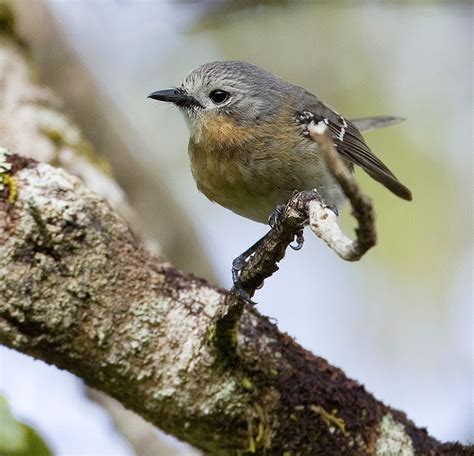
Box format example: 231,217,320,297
147,88,199,107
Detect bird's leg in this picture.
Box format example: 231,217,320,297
231,233,270,304
232,199,311,303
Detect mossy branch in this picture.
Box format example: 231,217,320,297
0,154,468,455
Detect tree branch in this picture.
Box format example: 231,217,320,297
0,151,467,455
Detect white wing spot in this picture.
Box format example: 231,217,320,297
338,115,348,142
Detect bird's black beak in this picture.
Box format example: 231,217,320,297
148,88,200,108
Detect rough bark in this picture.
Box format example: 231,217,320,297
0,5,206,453
0,153,468,455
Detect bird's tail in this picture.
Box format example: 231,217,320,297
349,116,405,133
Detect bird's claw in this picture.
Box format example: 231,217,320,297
327,204,339,216
290,230,305,250
231,258,257,305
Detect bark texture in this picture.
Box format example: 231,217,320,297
0,5,206,453
0,154,467,455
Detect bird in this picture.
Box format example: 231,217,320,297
148,61,412,299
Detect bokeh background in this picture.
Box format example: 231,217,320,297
1,0,472,454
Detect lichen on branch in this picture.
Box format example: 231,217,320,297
0,154,463,455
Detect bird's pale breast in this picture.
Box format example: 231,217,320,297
188,112,345,223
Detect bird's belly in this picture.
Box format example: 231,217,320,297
189,141,345,224
191,154,286,223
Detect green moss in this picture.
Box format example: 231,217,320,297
0,147,16,204
209,300,244,368
206,322,217,345
2,174,17,203
241,377,253,390
208,316,237,362
310,405,347,435
28,202,50,241
245,404,273,453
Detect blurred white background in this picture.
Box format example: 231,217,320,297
1,1,472,454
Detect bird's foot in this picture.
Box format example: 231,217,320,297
231,256,257,305
267,204,286,230
269,203,307,250
231,235,268,304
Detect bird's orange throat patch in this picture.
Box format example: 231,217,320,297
190,112,257,149
187,112,258,208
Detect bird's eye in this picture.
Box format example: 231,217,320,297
209,89,230,104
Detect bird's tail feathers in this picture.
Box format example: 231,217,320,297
350,116,405,133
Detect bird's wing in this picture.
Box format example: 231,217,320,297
296,99,412,201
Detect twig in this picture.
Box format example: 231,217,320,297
307,121,376,261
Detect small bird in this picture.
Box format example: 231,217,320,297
148,61,412,297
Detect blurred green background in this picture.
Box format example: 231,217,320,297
1,1,472,454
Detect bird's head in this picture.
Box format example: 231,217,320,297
148,61,292,136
